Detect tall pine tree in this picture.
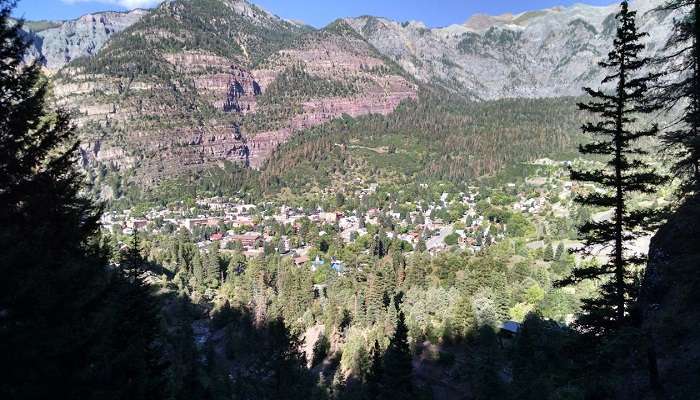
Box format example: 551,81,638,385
559,1,665,335
0,2,165,398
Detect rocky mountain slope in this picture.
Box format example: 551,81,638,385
20,9,147,71
17,0,677,193
45,0,415,190
345,0,671,99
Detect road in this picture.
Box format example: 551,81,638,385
426,226,453,250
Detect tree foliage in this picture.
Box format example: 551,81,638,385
656,0,700,195
0,2,166,398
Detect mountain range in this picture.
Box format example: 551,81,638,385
16,0,674,193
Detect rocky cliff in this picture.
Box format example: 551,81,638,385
346,0,672,99
47,0,415,187
21,9,146,71
641,195,700,398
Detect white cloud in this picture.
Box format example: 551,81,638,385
61,0,161,10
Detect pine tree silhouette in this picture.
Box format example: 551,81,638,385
380,306,413,398
558,1,666,335
655,0,700,196
0,2,166,398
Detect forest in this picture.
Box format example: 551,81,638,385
100,93,588,207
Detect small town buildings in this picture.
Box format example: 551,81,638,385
210,232,224,241
294,255,309,266
230,231,261,247
127,219,149,230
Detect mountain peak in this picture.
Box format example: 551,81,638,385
463,13,516,32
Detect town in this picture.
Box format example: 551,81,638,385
101,159,602,272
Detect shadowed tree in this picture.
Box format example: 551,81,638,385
0,2,166,398
558,1,666,335
365,340,383,400
380,310,413,398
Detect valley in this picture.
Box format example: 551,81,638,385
3,0,697,399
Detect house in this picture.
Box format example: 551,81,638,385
232,217,255,228
499,321,521,338
184,218,208,231
206,218,222,227
311,256,325,272
244,248,263,258
230,231,261,247
210,232,224,241
127,219,149,230
330,258,345,273
294,255,309,266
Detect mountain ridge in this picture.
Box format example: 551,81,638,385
344,0,670,99
14,0,675,193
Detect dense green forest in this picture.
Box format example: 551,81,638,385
257,93,585,191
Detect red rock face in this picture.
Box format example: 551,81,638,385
238,33,418,168
58,31,418,184
245,90,416,168
223,65,261,114
247,129,293,168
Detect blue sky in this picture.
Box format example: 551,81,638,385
13,0,615,27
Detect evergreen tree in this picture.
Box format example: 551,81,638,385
372,233,386,258
227,251,246,277
0,2,165,398
365,340,383,400
543,242,555,262
416,238,427,253
192,252,204,289
122,229,145,278
453,294,477,340
264,318,312,399
380,311,413,398
559,1,666,335
510,314,579,400
555,242,566,261
466,326,506,400
656,0,700,195
365,273,386,325
206,242,221,287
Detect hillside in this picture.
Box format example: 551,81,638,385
47,0,416,191
254,94,585,194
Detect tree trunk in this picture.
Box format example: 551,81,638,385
615,53,627,324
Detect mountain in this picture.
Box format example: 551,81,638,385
345,0,672,99
15,0,675,195
19,9,147,71
45,0,416,194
